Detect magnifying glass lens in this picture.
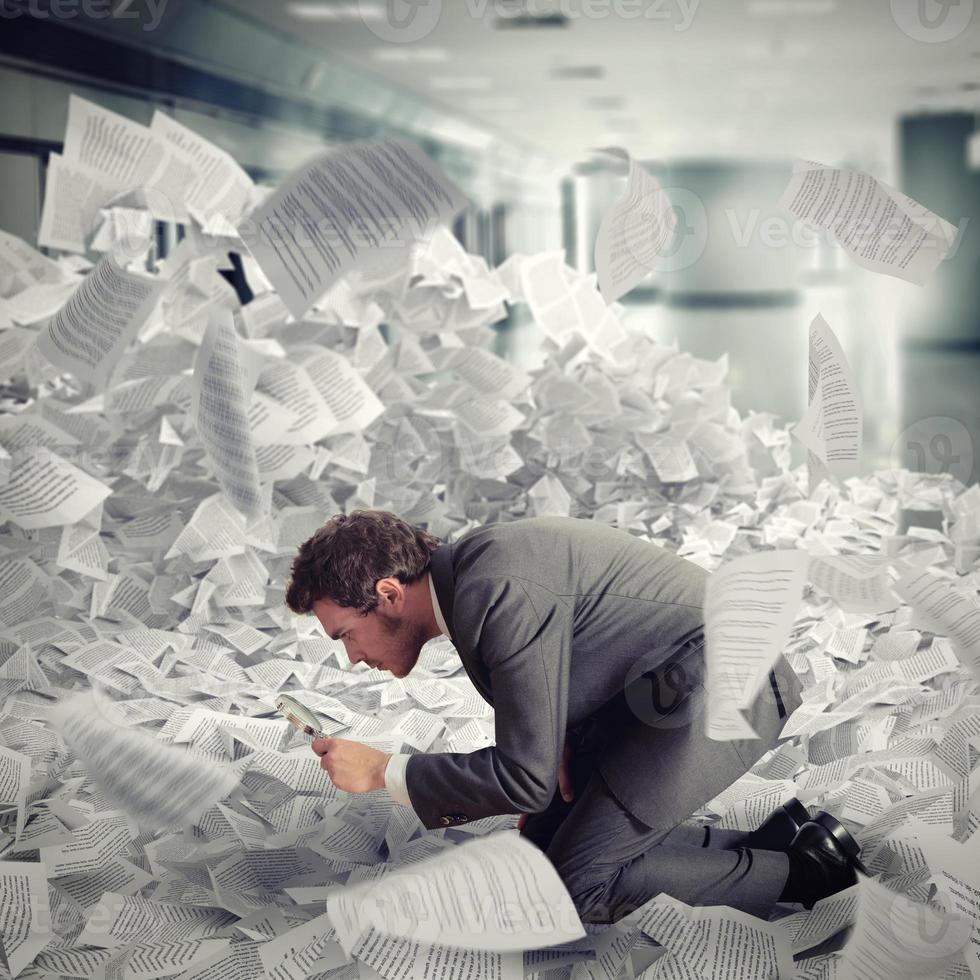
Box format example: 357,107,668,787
276,695,324,738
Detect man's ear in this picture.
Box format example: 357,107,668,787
375,577,405,607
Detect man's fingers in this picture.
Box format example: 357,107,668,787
311,737,332,756
559,767,574,802
559,739,574,802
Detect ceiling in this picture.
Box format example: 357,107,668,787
217,0,980,172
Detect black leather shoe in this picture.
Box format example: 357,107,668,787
812,812,867,873
745,800,866,873
783,821,859,909
744,798,811,850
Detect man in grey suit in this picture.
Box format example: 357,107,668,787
286,510,863,923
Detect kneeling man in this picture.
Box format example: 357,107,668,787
286,510,863,922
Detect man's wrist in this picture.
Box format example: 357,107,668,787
376,751,392,792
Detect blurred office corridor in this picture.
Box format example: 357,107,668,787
0,0,977,483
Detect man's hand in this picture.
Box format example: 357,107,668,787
517,736,574,831
312,736,391,794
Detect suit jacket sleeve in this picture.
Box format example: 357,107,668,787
404,576,572,830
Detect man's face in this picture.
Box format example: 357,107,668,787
311,594,426,679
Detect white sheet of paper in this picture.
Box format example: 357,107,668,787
894,568,980,678
242,139,467,318
47,690,240,831
594,146,676,303
791,314,862,477
191,311,264,519
0,447,112,530
839,873,971,979
0,862,52,977
780,159,958,285
150,111,253,235
705,549,810,740
325,833,585,954
36,254,163,389
37,152,121,253
634,893,794,980
62,95,197,223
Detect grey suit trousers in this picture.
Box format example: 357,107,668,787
519,637,791,923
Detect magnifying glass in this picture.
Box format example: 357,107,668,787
275,694,327,740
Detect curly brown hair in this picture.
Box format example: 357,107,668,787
284,510,441,615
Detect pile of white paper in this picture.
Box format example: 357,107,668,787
1,98,979,980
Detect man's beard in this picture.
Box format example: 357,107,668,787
380,613,424,675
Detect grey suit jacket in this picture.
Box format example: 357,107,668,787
405,516,803,832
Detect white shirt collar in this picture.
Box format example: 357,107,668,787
427,572,449,637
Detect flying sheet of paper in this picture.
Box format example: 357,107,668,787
908,817,980,976
0,744,31,838
293,345,385,437
634,892,795,980
242,138,467,319
47,690,240,831
777,883,859,954
894,568,980,678
0,862,52,978
35,254,163,389
325,833,585,954
593,146,677,303
4,279,80,327
150,111,253,236
791,314,862,478
37,152,122,253
349,928,522,980
838,873,971,980
61,95,197,224
0,229,66,296
191,311,264,519
779,159,959,285
705,549,811,740
0,447,113,531
808,555,897,614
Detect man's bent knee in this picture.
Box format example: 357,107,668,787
563,867,635,924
